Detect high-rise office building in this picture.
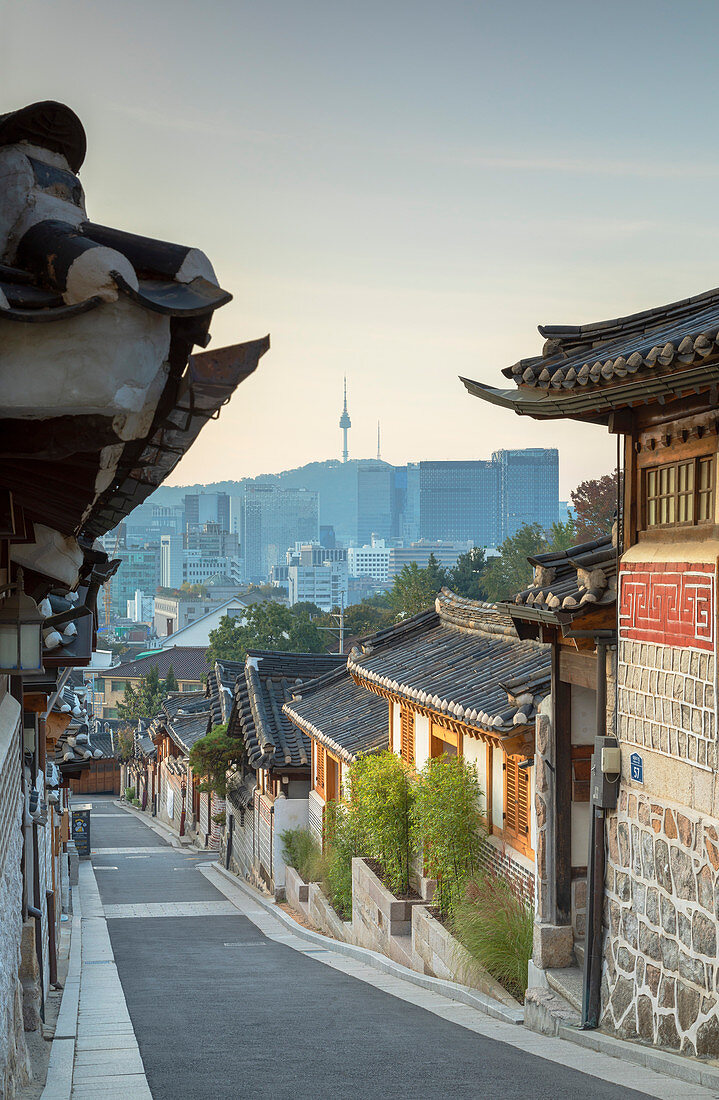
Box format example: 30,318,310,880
183,491,230,533
244,485,319,581
492,448,559,539
287,543,348,612
406,460,501,546
357,462,393,544
112,545,161,615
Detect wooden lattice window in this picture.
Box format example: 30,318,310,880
315,743,325,798
643,456,715,529
504,757,531,853
400,706,415,766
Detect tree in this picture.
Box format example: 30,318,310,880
390,556,446,617
206,602,328,665
481,523,548,602
571,471,620,541
342,599,394,640
114,726,135,763
547,518,576,552
189,723,243,798
117,665,167,721
447,548,488,600
164,665,178,693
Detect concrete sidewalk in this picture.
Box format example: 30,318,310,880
40,863,151,1100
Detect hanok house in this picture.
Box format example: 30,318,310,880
0,96,268,1095
223,650,344,894
503,534,617,982
148,692,218,846
91,645,211,719
282,663,390,844
347,589,551,901
464,285,719,1056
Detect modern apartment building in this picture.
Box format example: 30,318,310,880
111,545,161,615
348,538,392,582
287,543,349,612
388,540,473,579
160,526,242,589
244,484,319,581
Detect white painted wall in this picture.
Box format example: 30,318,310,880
491,745,504,832
391,701,401,754
414,712,430,769
572,803,591,867
571,685,596,744
273,796,309,891
462,736,488,813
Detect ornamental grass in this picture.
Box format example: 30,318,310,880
452,869,533,1001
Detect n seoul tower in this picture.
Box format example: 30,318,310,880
339,376,351,462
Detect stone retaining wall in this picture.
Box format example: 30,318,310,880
603,788,719,1057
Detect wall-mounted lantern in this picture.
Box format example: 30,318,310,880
0,569,44,673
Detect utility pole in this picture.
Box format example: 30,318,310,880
319,594,345,654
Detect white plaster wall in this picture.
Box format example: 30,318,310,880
571,685,596,744
391,702,401,754
491,745,504,832
572,802,591,867
272,797,308,891
414,713,430,769
462,737,488,813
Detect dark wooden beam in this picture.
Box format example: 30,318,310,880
553,643,572,926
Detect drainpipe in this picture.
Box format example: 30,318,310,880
581,640,607,1028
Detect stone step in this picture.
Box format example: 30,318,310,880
389,934,414,970
574,942,585,968
546,966,583,1014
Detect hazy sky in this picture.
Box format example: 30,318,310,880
5,1,719,497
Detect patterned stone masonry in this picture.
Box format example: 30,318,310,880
617,640,716,770
602,788,719,1057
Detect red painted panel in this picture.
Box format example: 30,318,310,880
619,561,715,651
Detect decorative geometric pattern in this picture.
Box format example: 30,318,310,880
619,562,715,652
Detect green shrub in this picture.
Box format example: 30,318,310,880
346,752,414,895
189,723,243,798
411,754,484,918
132,798,141,807
322,800,358,919
453,870,533,1000
124,786,136,801
281,828,325,883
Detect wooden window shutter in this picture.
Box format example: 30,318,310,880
400,706,414,765
316,745,325,796
504,757,530,848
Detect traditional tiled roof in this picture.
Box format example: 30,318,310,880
461,286,719,422
166,711,210,754
509,534,617,621
348,589,550,735
231,651,345,771
206,660,244,726
55,722,104,772
283,666,389,763
226,773,256,812
112,648,210,682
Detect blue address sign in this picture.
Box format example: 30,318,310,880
630,752,643,784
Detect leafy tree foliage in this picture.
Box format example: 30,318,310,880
547,518,576,552
447,548,488,600
188,723,242,798
390,554,447,617
164,664,178,693
411,754,485,918
117,665,168,721
481,523,548,602
114,726,136,763
571,471,620,541
206,602,327,664
342,600,394,640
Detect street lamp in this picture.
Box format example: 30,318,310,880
0,569,45,673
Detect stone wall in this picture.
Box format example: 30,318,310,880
617,639,715,770
603,788,719,1057
0,698,30,1100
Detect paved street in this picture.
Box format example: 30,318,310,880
80,797,691,1100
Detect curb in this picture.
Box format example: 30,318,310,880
206,861,524,1026
557,1023,719,1093
40,891,82,1100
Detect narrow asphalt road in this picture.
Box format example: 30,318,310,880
86,796,646,1100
